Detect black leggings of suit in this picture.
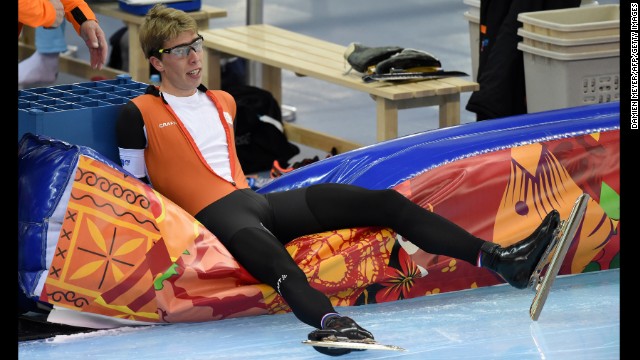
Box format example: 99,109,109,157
195,183,486,329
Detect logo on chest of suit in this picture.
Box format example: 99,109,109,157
159,121,177,128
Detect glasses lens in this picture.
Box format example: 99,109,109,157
192,38,204,52
170,38,203,58
160,36,204,58
171,45,191,57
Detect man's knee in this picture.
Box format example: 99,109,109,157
228,227,307,286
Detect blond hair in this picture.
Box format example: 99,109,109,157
139,4,198,59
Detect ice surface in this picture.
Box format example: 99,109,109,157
19,269,620,360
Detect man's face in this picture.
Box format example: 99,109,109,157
153,31,203,96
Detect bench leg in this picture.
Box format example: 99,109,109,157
438,93,461,128
376,97,399,142
127,24,149,83
261,64,282,105
205,49,222,90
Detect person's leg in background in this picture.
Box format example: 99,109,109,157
19,22,69,87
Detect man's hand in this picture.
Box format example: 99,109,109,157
49,0,64,28
80,20,109,70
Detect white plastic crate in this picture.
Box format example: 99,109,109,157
463,0,480,81
463,11,480,81
580,0,599,6
517,42,619,113
517,4,619,40
518,27,619,54
463,0,480,18
463,0,603,81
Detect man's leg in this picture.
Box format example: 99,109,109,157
269,183,559,289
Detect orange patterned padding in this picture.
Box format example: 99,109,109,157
41,130,620,324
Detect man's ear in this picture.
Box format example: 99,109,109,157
149,56,164,73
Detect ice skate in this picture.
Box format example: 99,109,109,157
480,209,561,289
374,48,441,75
359,48,469,83
307,315,375,356
529,193,589,320
343,42,403,74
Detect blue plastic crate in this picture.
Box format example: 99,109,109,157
18,74,149,163
118,0,201,16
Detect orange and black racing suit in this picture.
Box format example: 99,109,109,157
116,85,485,329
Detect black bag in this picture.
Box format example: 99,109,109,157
107,26,128,71
224,85,300,174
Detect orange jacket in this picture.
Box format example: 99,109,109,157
131,88,250,216
18,0,97,36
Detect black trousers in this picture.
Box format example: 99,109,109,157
195,183,485,329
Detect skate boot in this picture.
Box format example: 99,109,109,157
480,210,561,289
308,315,374,356
343,42,403,73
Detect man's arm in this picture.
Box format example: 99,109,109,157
116,102,149,184
61,0,97,34
61,0,108,69
18,0,64,28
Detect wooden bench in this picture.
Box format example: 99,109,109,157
201,24,479,153
19,3,227,83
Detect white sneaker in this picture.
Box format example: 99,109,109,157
281,104,297,122
18,52,59,88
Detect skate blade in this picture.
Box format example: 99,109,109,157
528,222,563,290
303,339,406,352
529,193,590,321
